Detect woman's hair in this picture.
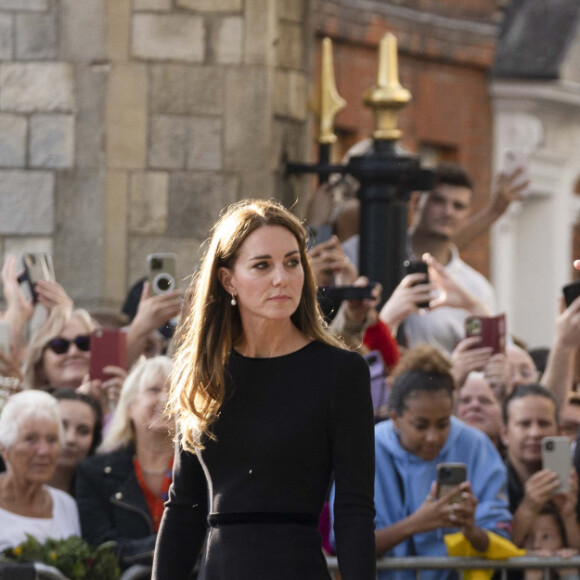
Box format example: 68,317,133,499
502,382,559,425
51,388,103,456
0,390,63,450
99,356,173,453
170,198,343,452
22,306,98,390
388,345,455,416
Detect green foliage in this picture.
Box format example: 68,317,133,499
1,535,120,580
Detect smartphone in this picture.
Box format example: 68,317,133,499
0,321,10,357
21,253,55,303
148,253,177,296
503,150,532,197
563,280,580,308
437,462,467,503
318,283,376,302
89,328,127,382
465,314,506,355
403,260,430,309
542,436,572,493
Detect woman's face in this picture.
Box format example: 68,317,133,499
3,416,61,483
393,390,453,461
42,317,91,389
524,514,564,551
57,399,96,468
456,376,502,442
219,225,304,325
129,372,171,438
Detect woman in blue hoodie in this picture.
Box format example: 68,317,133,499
374,345,512,580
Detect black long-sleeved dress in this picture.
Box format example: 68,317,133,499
152,341,376,580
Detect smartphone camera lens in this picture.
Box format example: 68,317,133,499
545,441,554,451
153,273,175,294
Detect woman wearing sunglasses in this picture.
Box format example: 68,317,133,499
22,307,125,417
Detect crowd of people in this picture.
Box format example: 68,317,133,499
0,159,579,580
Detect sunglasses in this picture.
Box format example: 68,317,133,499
46,335,91,355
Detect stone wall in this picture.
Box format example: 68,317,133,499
0,0,312,309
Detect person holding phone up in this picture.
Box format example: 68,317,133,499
367,345,512,580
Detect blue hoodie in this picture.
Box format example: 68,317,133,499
371,416,512,580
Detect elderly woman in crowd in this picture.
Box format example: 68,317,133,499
0,390,80,550
76,356,173,569
48,389,103,496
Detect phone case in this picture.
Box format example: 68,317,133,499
89,329,128,382
147,253,177,296
22,253,55,302
437,462,467,502
403,260,430,308
465,314,506,355
563,280,580,308
542,436,571,493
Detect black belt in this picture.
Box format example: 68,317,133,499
208,512,319,528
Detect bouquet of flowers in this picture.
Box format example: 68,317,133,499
1,535,120,580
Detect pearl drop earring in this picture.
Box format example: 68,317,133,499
231,294,237,306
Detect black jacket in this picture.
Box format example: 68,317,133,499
76,445,157,568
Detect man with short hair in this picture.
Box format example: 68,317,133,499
401,163,497,353
501,384,580,547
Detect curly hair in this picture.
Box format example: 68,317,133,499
388,345,455,416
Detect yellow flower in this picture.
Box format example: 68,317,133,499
13,546,22,556
50,551,57,561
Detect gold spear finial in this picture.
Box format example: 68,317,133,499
308,38,347,144
363,33,411,141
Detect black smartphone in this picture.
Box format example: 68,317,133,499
563,280,580,308
318,284,376,302
436,462,467,503
403,259,429,309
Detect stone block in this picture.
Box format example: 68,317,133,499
277,0,304,22
0,171,54,235
129,171,169,234
177,0,242,12
149,115,188,170
30,114,75,168
224,67,271,171
134,0,171,9
0,14,12,60
59,0,106,62
150,65,224,116
244,0,276,65
106,63,147,169
188,117,222,171
132,14,204,62
104,171,128,304
4,237,52,261
0,114,26,167
128,236,201,292
168,172,238,239
16,13,56,60
77,65,107,168
106,0,130,60
0,0,47,10
212,16,242,64
54,168,104,304
273,69,306,120
277,22,303,69
0,63,75,113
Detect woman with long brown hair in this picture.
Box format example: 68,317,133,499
153,199,375,579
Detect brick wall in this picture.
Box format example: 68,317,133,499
312,0,502,278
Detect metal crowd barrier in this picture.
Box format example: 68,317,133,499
326,555,580,579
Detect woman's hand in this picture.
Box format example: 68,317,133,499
379,273,433,334
451,337,493,388
412,481,471,532
100,365,127,411
483,353,511,402
341,276,382,326
1,255,33,322
35,280,73,312
308,236,358,287
521,469,561,513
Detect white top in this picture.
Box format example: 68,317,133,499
342,235,497,354
0,486,81,551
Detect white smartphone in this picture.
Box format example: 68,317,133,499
503,150,532,197
542,436,572,493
